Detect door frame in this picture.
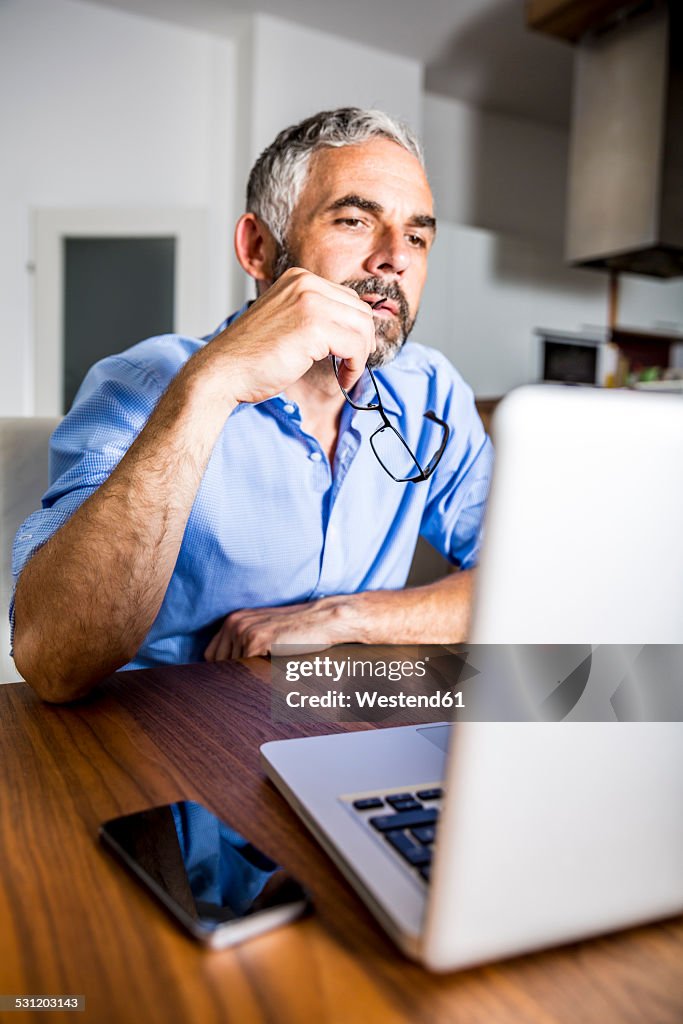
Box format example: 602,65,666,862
33,208,207,415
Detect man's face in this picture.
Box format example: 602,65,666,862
275,138,435,367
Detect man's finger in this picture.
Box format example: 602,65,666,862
204,633,218,661
283,268,375,315
328,313,376,390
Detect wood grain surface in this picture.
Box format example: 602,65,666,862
1,660,682,1024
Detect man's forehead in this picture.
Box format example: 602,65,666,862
301,139,433,214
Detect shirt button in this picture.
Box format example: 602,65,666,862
309,451,323,462
283,403,296,414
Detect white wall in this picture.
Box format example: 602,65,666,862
0,0,236,415
412,222,607,395
249,14,423,160
423,93,569,247
618,274,683,333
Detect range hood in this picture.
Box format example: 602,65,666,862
530,0,683,278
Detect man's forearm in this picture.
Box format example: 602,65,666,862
13,354,237,702
342,570,475,646
203,570,476,661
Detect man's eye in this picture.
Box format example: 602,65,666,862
335,218,364,228
407,234,426,248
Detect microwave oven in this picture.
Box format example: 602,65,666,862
538,329,612,386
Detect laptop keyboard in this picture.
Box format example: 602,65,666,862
347,787,444,883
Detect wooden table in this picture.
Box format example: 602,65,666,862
1,661,682,1024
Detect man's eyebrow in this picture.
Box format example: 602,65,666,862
409,214,437,232
326,194,384,214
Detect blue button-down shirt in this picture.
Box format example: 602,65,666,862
11,307,493,669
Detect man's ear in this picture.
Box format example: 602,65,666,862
234,213,279,286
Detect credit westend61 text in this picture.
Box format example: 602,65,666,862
285,689,465,709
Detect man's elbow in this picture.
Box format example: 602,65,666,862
13,623,101,704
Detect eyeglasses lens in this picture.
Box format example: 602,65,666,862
372,413,445,481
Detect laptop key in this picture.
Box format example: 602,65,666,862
352,797,384,811
411,826,436,845
369,808,438,832
385,793,414,806
416,788,443,801
388,798,422,812
385,830,432,868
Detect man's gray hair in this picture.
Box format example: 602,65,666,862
246,107,424,245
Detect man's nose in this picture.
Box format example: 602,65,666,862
365,228,411,278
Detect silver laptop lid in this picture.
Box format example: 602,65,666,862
471,385,683,643
423,385,683,970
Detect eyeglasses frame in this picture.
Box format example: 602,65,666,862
332,357,450,484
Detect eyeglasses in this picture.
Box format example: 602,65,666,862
331,356,450,483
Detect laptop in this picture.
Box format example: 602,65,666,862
260,385,683,971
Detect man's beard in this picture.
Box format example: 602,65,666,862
272,244,416,368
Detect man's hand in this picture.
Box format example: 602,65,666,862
205,268,377,406
203,596,353,660
203,572,477,662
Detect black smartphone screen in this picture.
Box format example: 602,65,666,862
100,801,309,939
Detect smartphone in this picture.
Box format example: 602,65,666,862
99,800,311,948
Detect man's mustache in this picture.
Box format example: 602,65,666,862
341,277,411,325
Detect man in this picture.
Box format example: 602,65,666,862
11,108,493,702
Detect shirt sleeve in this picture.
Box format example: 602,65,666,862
9,355,165,648
418,371,494,571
